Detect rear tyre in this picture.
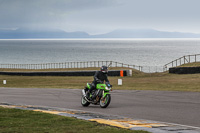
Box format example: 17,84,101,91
100,94,111,108
81,96,90,107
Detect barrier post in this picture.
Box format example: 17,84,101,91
120,70,124,77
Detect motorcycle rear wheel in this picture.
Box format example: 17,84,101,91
100,94,111,108
81,96,90,107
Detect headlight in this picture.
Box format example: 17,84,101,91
105,87,111,91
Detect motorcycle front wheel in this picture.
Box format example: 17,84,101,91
81,96,90,107
100,94,111,108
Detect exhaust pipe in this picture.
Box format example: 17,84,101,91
82,89,86,97
82,89,91,102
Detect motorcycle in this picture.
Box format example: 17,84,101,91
81,82,112,108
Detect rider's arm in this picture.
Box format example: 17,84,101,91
105,74,109,83
94,71,100,81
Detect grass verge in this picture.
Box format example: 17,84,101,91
0,72,200,92
179,62,200,67
0,67,200,92
0,107,149,133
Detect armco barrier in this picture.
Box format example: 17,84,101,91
169,67,200,74
0,70,131,76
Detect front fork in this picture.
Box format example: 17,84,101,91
102,90,110,98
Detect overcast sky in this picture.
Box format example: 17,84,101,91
0,0,200,34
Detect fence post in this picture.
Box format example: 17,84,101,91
184,56,185,64
195,55,197,62
189,55,190,63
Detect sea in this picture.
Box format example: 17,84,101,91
0,38,200,72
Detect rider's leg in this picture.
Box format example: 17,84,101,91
89,83,95,93
88,83,96,100
86,83,95,100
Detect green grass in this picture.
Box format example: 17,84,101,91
0,66,200,92
0,72,200,92
0,107,149,133
179,62,200,67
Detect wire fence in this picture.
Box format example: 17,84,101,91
139,66,164,73
163,54,200,71
0,61,164,73
0,61,142,70
1,54,199,73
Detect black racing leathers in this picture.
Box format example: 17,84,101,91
89,71,109,94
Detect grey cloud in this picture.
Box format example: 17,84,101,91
0,0,120,27
0,0,200,34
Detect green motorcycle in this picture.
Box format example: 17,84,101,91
81,82,112,108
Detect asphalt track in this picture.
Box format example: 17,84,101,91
0,87,200,128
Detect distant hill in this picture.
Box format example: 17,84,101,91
92,29,200,38
0,28,200,39
0,28,90,39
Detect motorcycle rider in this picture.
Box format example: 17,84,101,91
86,66,110,100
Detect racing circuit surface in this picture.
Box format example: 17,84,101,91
0,88,200,128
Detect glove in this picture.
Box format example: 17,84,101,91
96,79,103,83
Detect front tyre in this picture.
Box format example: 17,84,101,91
100,94,111,108
81,96,90,107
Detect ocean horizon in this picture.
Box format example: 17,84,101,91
0,38,200,72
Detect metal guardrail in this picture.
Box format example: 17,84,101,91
163,54,200,71
1,54,199,73
0,61,143,71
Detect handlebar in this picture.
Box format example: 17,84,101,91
96,80,112,87
96,80,103,84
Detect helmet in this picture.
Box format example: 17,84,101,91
101,66,108,74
